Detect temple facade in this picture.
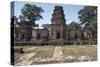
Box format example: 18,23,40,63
16,6,93,43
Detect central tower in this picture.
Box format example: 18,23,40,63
49,6,66,41
51,6,66,25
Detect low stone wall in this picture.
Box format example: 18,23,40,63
14,40,97,46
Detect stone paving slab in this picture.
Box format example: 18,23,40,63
16,53,36,65
52,46,64,61
25,47,37,51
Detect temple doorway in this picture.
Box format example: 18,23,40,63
56,32,60,39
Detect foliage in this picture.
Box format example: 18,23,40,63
78,6,97,30
69,21,82,30
78,6,97,26
78,6,97,39
21,3,44,26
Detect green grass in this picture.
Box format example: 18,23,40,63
14,46,55,64
62,45,97,60
32,49,54,58
14,45,97,65
23,46,55,58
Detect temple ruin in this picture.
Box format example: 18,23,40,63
15,6,96,45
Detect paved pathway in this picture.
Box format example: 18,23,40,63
53,46,64,61
16,53,36,65
16,46,64,65
25,47,37,51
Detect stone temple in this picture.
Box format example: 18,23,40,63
32,6,67,42
16,6,94,44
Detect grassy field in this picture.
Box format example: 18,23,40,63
14,45,97,65
62,45,97,61
14,46,55,64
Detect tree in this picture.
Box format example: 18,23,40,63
69,21,82,30
78,6,97,40
21,3,44,26
42,24,50,29
78,6,97,25
68,21,82,40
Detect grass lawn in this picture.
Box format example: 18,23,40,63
14,45,97,65
14,46,55,64
62,45,97,60
30,48,54,58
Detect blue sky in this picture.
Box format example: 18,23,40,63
13,1,84,28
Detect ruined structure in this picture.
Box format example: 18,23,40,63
18,20,32,41
16,6,95,44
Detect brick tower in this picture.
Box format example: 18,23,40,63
51,6,66,25
50,6,66,41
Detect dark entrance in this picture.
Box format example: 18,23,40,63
21,34,25,40
37,33,41,40
56,32,60,39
